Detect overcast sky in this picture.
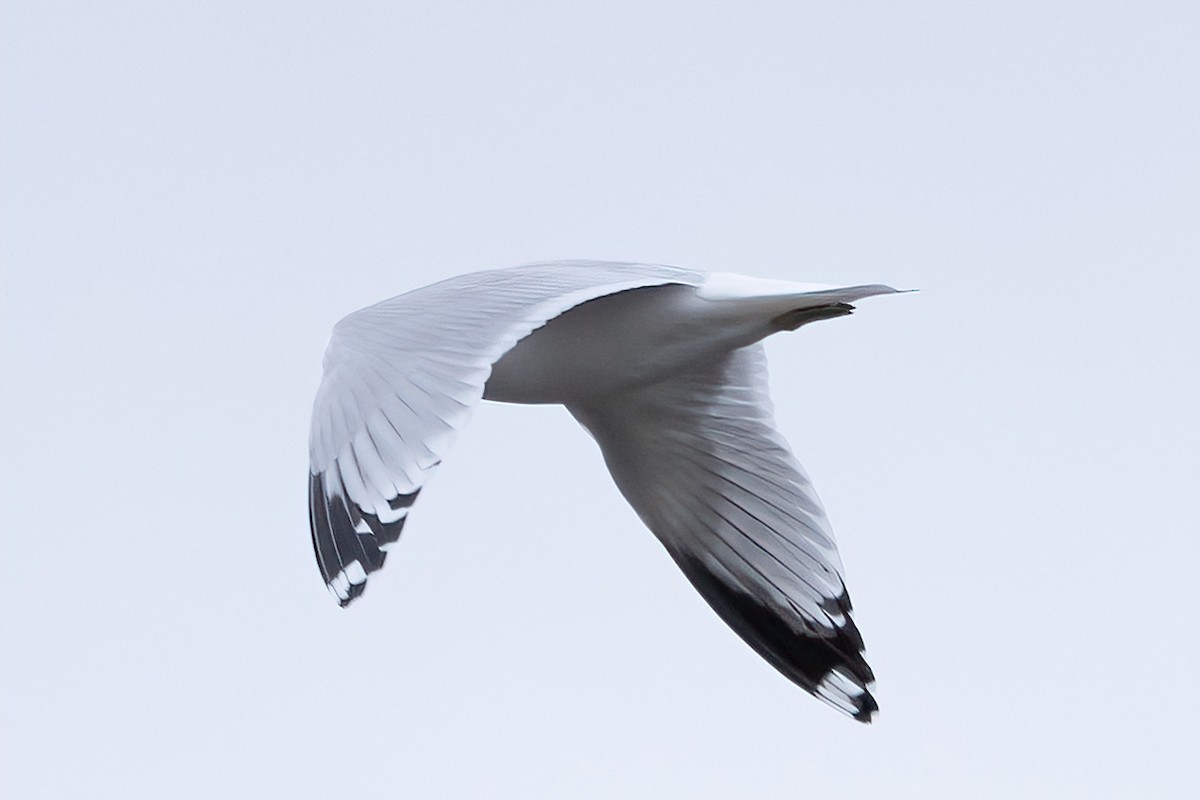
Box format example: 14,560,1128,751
3,2,1198,798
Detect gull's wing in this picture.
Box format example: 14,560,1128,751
567,344,877,721
309,261,702,604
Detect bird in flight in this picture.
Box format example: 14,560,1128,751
308,261,903,722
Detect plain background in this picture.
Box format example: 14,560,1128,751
3,2,1198,797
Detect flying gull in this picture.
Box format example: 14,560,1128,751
308,260,903,722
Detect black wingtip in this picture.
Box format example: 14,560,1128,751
338,579,368,607
678,553,877,722
853,694,880,723
309,469,419,605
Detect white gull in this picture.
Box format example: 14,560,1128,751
308,260,904,722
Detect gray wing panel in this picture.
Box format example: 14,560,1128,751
308,261,703,604
567,344,877,721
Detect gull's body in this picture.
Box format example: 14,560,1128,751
308,261,902,722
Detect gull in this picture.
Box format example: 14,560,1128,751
308,260,903,722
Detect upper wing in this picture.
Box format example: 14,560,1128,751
567,344,877,721
308,261,703,605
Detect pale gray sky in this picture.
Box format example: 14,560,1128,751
3,2,1198,798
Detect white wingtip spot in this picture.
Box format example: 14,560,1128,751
813,667,870,717
351,505,410,535
328,560,368,600
374,504,409,525
343,560,367,584
820,666,868,698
